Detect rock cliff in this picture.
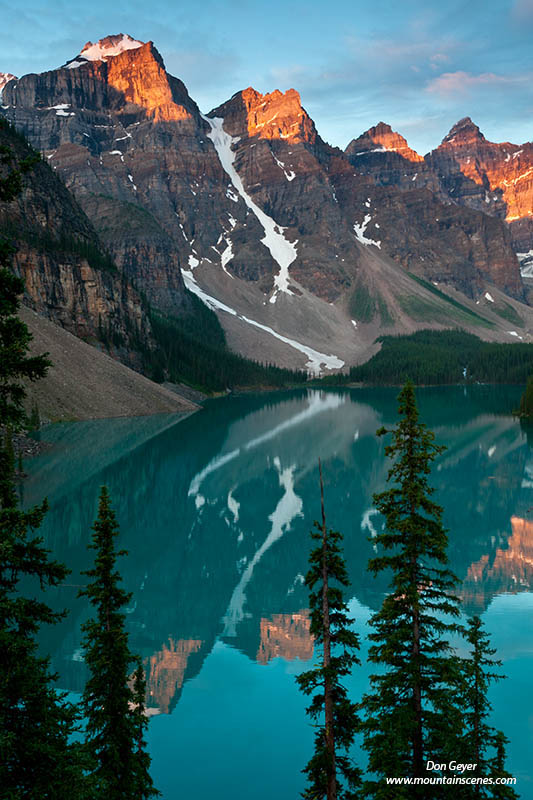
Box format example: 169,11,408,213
0,116,150,365
342,121,524,299
428,117,533,256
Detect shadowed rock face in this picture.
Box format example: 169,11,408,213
341,119,527,299
340,126,523,299
3,48,365,305
0,117,151,365
208,87,361,299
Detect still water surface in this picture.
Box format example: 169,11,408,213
24,387,533,799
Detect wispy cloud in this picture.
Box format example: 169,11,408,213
425,71,516,95
425,69,532,96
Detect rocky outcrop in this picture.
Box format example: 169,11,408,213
211,87,318,144
344,122,438,193
208,88,360,300
347,121,424,162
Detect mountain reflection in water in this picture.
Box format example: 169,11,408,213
26,386,533,720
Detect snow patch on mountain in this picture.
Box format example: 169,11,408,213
201,113,298,304
272,152,296,181
354,214,381,248
518,250,533,278
352,147,387,156
220,239,234,276
181,267,344,374
80,34,143,62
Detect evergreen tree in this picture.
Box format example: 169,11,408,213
1,125,86,798
518,375,533,418
457,616,517,799
489,733,517,800
131,659,160,799
296,461,361,800
0,450,88,798
1,128,50,430
361,381,462,798
80,486,159,799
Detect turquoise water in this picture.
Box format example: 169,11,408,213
25,386,533,798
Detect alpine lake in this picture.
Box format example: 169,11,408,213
23,386,533,799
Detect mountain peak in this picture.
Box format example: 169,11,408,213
346,121,423,162
53,35,195,122
442,117,485,145
80,34,144,62
370,121,393,136
211,86,316,144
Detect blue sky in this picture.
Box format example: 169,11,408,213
1,0,532,153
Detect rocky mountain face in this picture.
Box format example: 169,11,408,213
342,122,524,299
2,34,533,373
345,121,428,192
1,38,207,313
0,117,151,365
343,117,533,290
428,117,533,258
208,86,360,300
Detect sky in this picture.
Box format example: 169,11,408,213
1,0,532,154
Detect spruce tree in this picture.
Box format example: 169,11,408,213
0,448,88,798
1,125,50,430
1,124,86,798
131,659,160,799
489,733,517,800
80,486,159,799
296,461,361,800
361,381,462,797
457,616,517,799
